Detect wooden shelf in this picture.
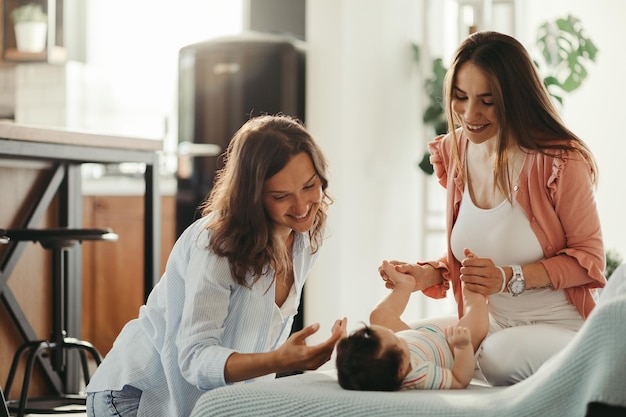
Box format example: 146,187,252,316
3,48,45,61
3,45,67,63
4,46,67,63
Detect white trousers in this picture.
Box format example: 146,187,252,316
476,323,576,385
479,263,626,385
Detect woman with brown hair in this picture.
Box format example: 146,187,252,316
86,114,346,417
381,31,605,386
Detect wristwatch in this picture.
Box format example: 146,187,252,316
507,265,525,296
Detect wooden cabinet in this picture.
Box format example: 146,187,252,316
82,195,176,355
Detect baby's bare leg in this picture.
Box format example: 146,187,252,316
458,285,489,352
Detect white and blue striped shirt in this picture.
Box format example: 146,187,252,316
85,214,319,417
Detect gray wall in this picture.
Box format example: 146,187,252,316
247,0,305,39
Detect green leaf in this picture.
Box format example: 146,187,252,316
423,106,442,123
535,14,598,103
418,152,434,175
411,43,420,64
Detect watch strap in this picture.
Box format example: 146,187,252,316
508,264,525,296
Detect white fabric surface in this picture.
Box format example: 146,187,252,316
190,265,626,417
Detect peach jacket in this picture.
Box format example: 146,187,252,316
422,132,606,319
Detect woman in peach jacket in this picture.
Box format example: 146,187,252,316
381,31,606,386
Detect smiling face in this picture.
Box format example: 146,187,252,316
262,152,323,238
451,62,499,145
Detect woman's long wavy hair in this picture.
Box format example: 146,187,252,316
200,114,332,287
443,31,598,198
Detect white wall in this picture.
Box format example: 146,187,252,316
304,0,432,350
82,0,244,146
304,0,626,354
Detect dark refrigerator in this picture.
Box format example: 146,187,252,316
176,32,306,347
177,32,305,235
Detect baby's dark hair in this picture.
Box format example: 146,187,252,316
335,325,404,391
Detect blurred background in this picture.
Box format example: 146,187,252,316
1,0,623,362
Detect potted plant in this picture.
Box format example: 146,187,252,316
10,3,48,53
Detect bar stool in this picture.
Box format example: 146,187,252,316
0,228,118,417
0,385,9,417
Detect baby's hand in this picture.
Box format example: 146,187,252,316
380,260,414,290
445,325,471,349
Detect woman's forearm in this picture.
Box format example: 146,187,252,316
419,263,444,291
224,351,280,383
224,320,345,383
503,262,552,291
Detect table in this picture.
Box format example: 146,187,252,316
0,122,162,394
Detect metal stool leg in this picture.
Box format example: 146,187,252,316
7,340,102,417
64,338,103,385
1,385,10,417
15,342,48,417
4,340,42,396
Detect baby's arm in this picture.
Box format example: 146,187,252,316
369,261,414,332
445,326,475,389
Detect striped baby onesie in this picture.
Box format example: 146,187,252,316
399,324,454,390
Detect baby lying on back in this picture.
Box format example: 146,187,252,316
336,258,488,391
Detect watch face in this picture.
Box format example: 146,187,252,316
511,279,525,295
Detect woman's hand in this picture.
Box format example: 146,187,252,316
459,249,504,295
380,260,415,291
378,260,440,292
224,318,347,383
274,318,347,373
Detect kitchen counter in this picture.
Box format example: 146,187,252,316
0,121,163,151
0,121,176,197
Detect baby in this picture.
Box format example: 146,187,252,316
336,259,488,391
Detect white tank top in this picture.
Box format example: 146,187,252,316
451,185,543,266
266,283,298,350
451,185,583,331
